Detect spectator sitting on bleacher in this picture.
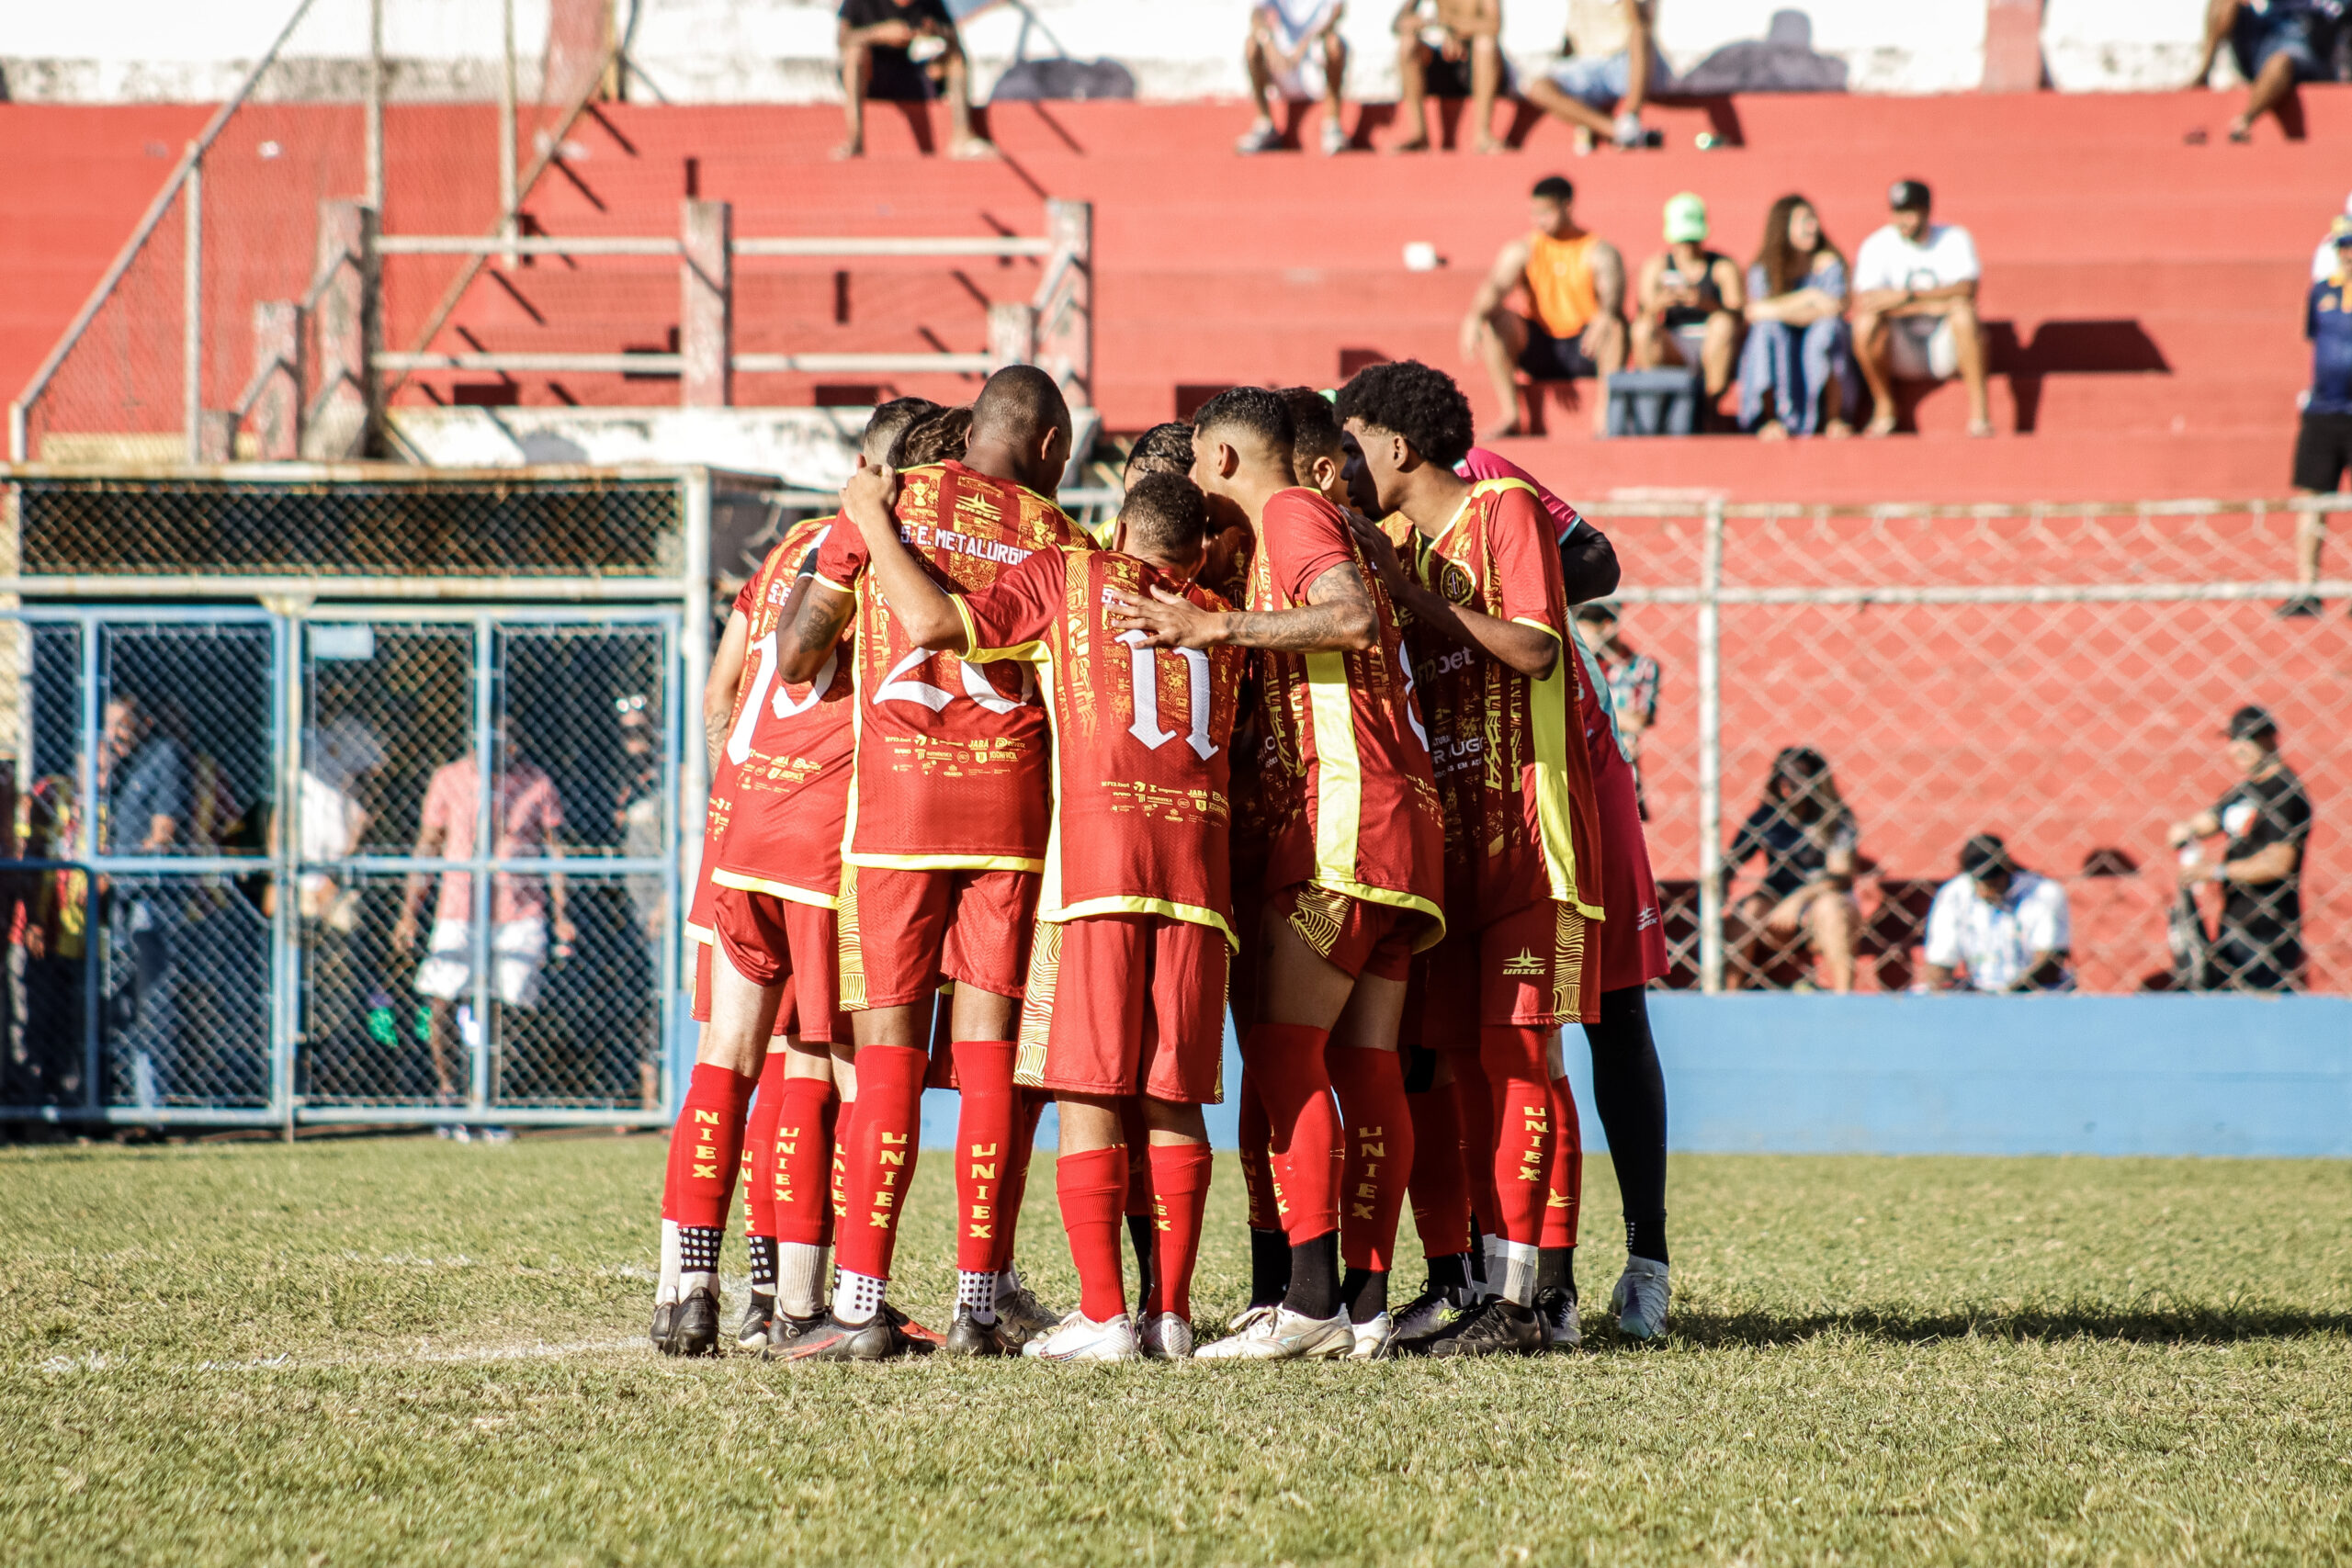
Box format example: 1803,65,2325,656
1739,194,1856,439
1631,193,1745,410
2185,0,2346,146
1723,746,1860,993
1852,179,1993,439
1919,834,2073,993
1462,175,1627,437
834,0,996,162
1393,0,1506,154
1522,0,1658,152
1239,1,1353,156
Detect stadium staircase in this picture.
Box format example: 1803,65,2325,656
6,87,2352,502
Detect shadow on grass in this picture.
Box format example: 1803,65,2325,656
1664,1303,2352,1349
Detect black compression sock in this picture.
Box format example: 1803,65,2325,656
1585,985,1669,1268
1537,1245,1577,1301
1284,1231,1341,1320
1249,1227,1293,1307
1340,1267,1388,1324
746,1235,778,1295
1626,1213,1668,1268
1126,1213,1158,1303
678,1224,723,1278
1426,1250,1471,1299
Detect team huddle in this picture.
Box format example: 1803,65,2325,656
650,358,1676,1362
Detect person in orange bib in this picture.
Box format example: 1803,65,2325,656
1461,175,1629,439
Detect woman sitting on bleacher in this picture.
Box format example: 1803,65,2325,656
1723,746,1862,992
1738,194,1857,440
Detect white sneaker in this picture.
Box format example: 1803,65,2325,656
1236,119,1281,155
1347,1311,1395,1360
1022,1311,1140,1363
1193,1305,1353,1360
1226,1303,1277,1336
1319,118,1348,156
1611,1258,1670,1341
1138,1313,1194,1359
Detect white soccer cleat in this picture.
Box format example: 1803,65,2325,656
1138,1312,1195,1360
1611,1258,1670,1341
1193,1305,1353,1361
1226,1303,1277,1336
1347,1311,1395,1360
1022,1311,1141,1363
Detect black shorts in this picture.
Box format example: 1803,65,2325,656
1518,320,1600,381
2291,410,2352,493
1415,43,1513,100
864,49,940,102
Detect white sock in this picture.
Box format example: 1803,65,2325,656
957,1269,999,1325
831,1267,887,1325
657,1219,684,1306
1487,1235,1540,1307
777,1242,830,1320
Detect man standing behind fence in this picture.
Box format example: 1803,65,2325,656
2168,705,2312,992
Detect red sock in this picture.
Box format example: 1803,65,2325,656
1479,1026,1554,1247
992,1089,1048,1272
950,1041,1017,1273
1407,1073,1474,1258
1236,1067,1281,1231
1146,1141,1214,1319
828,1086,855,1240
741,1053,793,1241
1541,1073,1584,1250
1119,1098,1153,1219
1329,1044,1414,1273
772,1074,837,1247
1453,1047,1498,1238
832,1044,926,1281
1241,1022,1340,1243
663,1062,757,1230
1057,1145,1129,1321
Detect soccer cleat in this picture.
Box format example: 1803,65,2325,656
1138,1313,1195,1360
1347,1311,1396,1361
881,1303,944,1352
1534,1286,1581,1349
648,1299,679,1354
1023,1311,1142,1362
1236,120,1282,155
761,1310,825,1356
736,1292,777,1352
1193,1305,1353,1361
775,1311,900,1362
994,1279,1060,1347
1389,1287,1471,1354
1227,1303,1277,1336
942,1305,1021,1358
1429,1297,1544,1358
662,1285,721,1357
1611,1258,1671,1341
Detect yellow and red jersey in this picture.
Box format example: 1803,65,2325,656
1403,476,1604,923
688,563,788,942
1249,487,1445,943
957,544,1247,945
811,460,1081,872
712,514,856,908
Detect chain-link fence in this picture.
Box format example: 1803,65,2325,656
9,0,614,466
1587,499,2349,996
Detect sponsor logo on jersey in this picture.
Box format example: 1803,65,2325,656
1500,947,1545,976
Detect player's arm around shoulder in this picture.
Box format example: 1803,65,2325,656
834,464,970,655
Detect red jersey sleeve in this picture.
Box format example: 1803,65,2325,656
730,578,759,616
958,547,1068,659
812,517,869,592
1261,490,1355,606
1486,486,1566,635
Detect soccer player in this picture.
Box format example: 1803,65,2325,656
840,467,1241,1361
770,366,1084,1361
1114,386,1445,1360
650,397,933,1357
1334,358,1609,1356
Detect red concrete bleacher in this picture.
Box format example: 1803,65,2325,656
6,87,2352,502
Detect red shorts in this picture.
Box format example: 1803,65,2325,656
714,886,842,1043
1589,730,1670,995
1269,882,1419,984
1417,895,1597,1050
1015,914,1229,1104
836,863,1040,1010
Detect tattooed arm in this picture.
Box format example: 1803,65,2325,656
1109,561,1378,653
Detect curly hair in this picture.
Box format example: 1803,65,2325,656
1191,385,1295,460
1334,359,1475,469
1124,421,1197,482
890,405,973,468
1118,471,1210,559
860,397,939,465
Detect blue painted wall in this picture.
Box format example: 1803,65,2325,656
910,995,2350,1158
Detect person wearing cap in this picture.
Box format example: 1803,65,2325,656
1919,836,2072,994
1523,0,1659,152
1631,192,1745,409
1462,174,1629,438
2166,706,2312,991
2184,0,2346,146
2311,193,2352,283
1851,179,1993,439
2279,217,2352,617
1571,600,1657,814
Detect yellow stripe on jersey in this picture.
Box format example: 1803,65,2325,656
1050,895,1239,951
708,868,839,910
1303,648,1445,941
1514,615,1605,919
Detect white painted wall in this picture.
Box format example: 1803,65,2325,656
0,0,2257,103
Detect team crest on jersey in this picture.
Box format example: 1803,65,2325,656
1439,559,1477,606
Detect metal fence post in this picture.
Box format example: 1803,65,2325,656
365,0,384,211
470,615,495,1116
675,471,712,1114
1696,499,1725,994
183,152,203,465
269,609,302,1138
498,0,518,269
78,618,101,1112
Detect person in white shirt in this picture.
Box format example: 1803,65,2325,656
1920,834,2072,993
1240,0,1352,155
2312,193,2352,283
1851,179,1994,439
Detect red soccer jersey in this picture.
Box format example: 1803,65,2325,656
812,460,1080,871
957,545,1247,943
713,516,856,906
1249,487,1445,939
1403,476,1604,921
686,570,773,939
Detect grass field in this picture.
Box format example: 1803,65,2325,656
4,1134,2348,1567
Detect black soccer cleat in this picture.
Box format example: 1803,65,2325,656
759,1310,826,1358
648,1300,679,1354
736,1292,777,1352
1389,1285,1473,1356
1430,1297,1544,1358
882,1302,943,1354
1534,1285,1582,1350
941,1304,1019,1357
774,1311,900,1363
666,1284,722,1357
